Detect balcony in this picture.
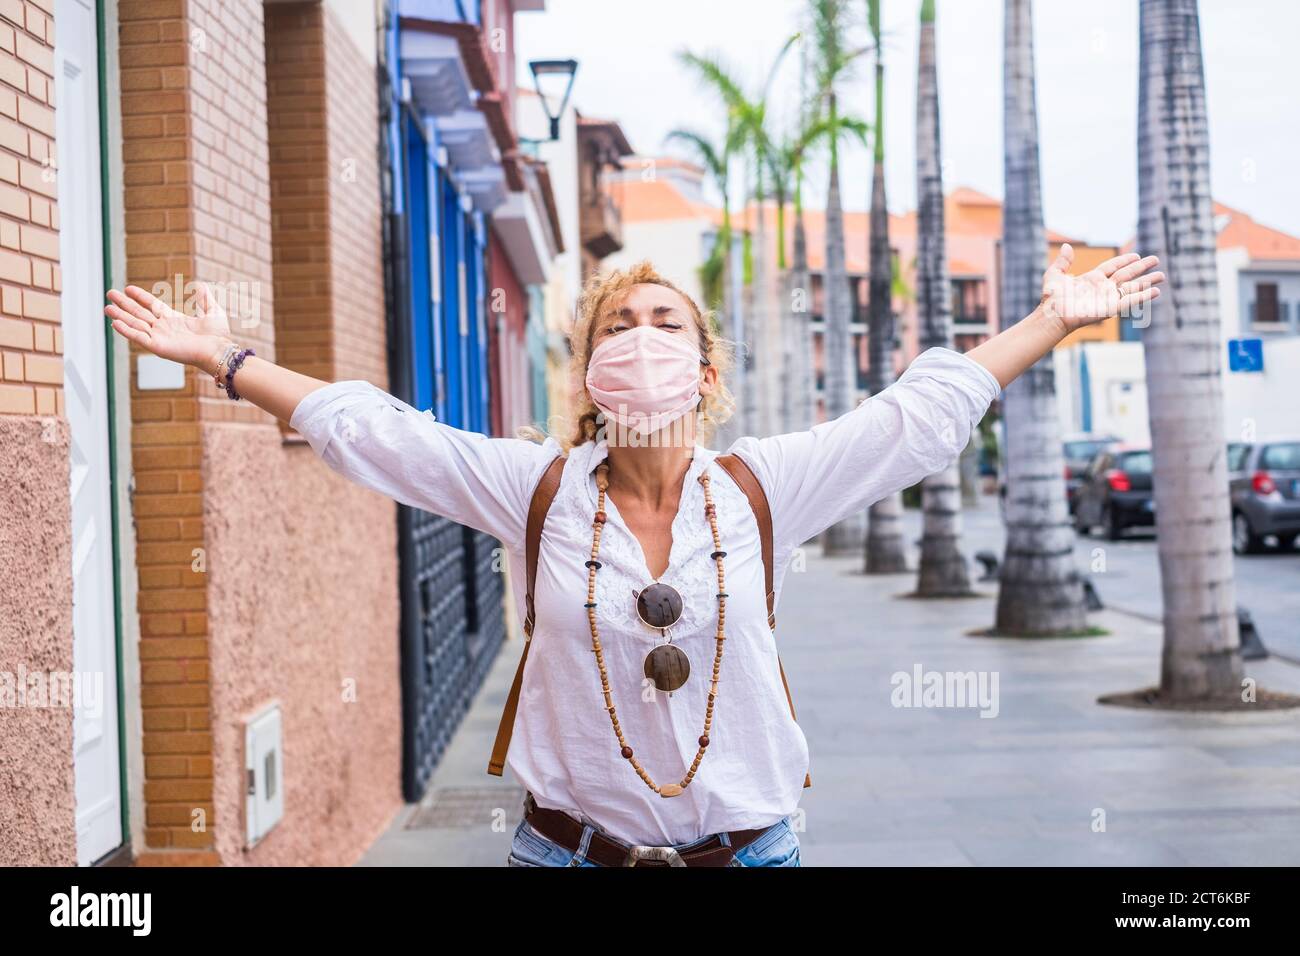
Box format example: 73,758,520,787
953,305,988,325
580,185,622,259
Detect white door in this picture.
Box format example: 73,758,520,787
57,0,122,866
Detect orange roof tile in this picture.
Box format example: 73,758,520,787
1213,201,1300,260
614,179,713,223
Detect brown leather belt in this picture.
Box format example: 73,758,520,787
522,792,771,867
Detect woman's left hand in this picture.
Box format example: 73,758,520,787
1040,243,1165,334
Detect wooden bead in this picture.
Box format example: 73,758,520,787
699,735,710,747
593,511,607,524
621,746,634,759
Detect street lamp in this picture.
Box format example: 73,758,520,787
528,58,578,142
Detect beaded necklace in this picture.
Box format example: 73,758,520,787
586,460,728,798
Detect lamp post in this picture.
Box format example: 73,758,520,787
527,58,578,142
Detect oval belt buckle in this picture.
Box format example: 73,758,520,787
624,844,687,867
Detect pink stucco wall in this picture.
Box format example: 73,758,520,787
201,424,402,866
0,416,76,865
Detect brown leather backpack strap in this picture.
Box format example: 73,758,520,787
714,454,775,627
487,454,565,777
714,453,811,789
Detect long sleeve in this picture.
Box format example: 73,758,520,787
289,380,560,547
727,347,1001,552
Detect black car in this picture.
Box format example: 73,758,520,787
1063,433,1120,514
1073,446,1155,540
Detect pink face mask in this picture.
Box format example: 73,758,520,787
585,326,704,435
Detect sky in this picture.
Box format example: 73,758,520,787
514,0,1300,246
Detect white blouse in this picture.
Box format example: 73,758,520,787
289,346,1001,846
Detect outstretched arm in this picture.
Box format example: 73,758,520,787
105,281,558,546
966,244,1164,387
729,245,1165,552
105,283,323,422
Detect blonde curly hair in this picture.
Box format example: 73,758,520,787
538,260,735,451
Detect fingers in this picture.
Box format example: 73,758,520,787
1096,251,1139,277
1119,271,1165,296
1111,254,1159,284
108,287,158,326
1118,286,1161,314
1046,242,1074,275
105,302,152,336
109,317,152,348
123,284,171,321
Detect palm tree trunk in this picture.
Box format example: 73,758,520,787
739,166,757,438
1138,0,1242,698
993,0,1087,635
786,197,814,432
864,51,906,574
753,183,779,438
714,200,744,450
821,102,866,555
914,0,972,595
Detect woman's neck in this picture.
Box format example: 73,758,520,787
603,419,698,510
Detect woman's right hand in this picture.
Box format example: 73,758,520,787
105,282,234,375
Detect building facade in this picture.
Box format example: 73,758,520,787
1058,200,1300,444
1,0,560,867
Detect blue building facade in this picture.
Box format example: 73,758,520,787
378,0,547,800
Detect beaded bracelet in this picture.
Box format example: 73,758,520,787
211,343,239,390
221,347,255,401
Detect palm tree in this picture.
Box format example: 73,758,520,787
809,0,869,556
1136,0,1242,698
913,0,972,595
768,45,827,434
862,0,907,573
994,0,1087,635
665,126,736,312
679,40,797,440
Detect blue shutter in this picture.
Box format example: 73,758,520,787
403,113,435,412
440,177,465,428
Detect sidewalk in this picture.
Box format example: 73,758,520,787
358,499,1300,866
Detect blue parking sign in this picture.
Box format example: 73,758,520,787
1228,338,1263,372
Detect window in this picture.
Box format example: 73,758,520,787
1117,450,1154,475
1227,442,1250,472
1253,282,1280,325
951,278,989,324
1260,442,1300,470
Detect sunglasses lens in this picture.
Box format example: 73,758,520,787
637,583,683,629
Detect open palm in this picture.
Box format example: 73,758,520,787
1041,243,1164,333
105,282,232,368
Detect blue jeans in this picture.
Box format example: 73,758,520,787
506,813,801,867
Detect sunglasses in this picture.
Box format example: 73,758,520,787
635,582,684,631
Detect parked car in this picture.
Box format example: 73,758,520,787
1063,433,1121,514
1228,439,1300,553
1073,446,1155,539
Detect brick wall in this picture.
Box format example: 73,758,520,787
117,0,216,862
119,0,399,865
0,0,59,417
265,1,386,388
324,4,385,386
266,2,328,382
0,0,77,867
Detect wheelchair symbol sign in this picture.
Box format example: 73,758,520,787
1228,338,1263,372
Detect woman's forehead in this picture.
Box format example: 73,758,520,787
604,283,692,315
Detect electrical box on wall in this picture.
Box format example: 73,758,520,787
245,704,284,847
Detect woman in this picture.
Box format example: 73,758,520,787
106,248,1162,867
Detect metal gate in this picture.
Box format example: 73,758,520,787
383,70,507,801
397,507,505,801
